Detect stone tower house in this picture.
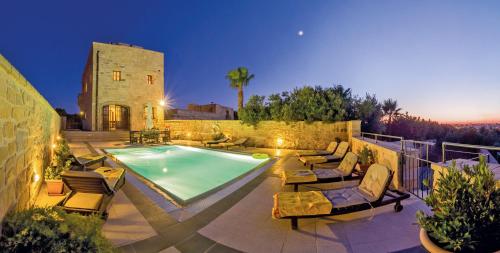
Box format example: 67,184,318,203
78,42,165,131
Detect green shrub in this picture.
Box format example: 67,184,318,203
357,145,374,166
239,95,269,127
0,207,114,253
45,138,72,180
416,158,500,252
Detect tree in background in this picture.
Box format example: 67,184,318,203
355,94,384,133
382,98,402,126
238,95,269,127
226,67,254,112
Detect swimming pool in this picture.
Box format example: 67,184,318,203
105,145,269,204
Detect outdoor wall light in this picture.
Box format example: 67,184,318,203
56,135,61,140
276,137,284,147
51,143,56,149
34,173,40,182
159,100,165,106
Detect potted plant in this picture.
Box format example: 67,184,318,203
357,145,374,171
45,160,71,195
45,138,72,195
417,157,500,253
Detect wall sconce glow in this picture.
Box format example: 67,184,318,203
56,135,61,140
159,100,165,106
79,111,84,116
34,174,40,182
187,132,192,138
51,143,56,149
276,137,284,147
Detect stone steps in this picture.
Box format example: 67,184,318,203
63,131,129,142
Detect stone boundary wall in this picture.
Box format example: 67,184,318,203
352,137,402,190
165,120,361,150
0,54,60,221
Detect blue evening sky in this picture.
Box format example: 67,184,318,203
1,0,499,122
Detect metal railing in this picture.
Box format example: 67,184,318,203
442,142,500,163
360,132,404,151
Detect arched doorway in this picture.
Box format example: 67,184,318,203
103,105,129,131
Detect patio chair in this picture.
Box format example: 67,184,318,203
272,164,410,230
219,137,249,149
283,152,360,191
70,153,107,170
93,167,126,192
295,141,338,157
203,137,229,147
299,141,349,167
60,169,124,218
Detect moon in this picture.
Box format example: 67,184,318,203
297,30,304,37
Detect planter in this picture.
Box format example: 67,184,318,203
419,228,452,253
359,164,371,171
46,180,64,195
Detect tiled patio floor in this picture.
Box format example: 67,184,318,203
64,141,428,253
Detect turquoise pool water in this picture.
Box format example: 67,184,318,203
105,145,269,203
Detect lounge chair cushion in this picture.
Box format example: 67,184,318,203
282,170,318,184
299,155,329,164
76,154,106,165
337,152,358,176
357,164,391,202
333,142,349,157
272,191,332,219
64,192,104,210
322,187,371,208
94,167,126,190
326,142,339,153
313,168,343,179
296,142,338,157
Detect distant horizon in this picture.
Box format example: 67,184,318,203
1,1,499,123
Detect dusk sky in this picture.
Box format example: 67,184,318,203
1,0,499,123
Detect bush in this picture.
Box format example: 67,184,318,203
0,207,114,253
416,158,500,252
357,145,374,166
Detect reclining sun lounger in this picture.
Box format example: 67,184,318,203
70,153,107,170
60,168,126,218
203,137,229,147
299,141,349,167
283,152,359,191
273,164,410,230
296,141,338,157
219,137,249,149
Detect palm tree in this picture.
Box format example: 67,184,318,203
226,67,254,112
382,98,402,125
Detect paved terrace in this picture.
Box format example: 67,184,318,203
60,141,429,253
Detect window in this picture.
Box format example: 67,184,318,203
113,71,121,81
152,106,157,119
147,75,153,85
83,82,88,93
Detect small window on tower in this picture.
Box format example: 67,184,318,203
113,71,121,81
147,75,153,85
84,82,88,93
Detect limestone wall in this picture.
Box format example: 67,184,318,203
165,120,361,150
0,54,60,221
352,137,402,189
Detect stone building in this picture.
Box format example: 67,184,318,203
78,42,165,131
166,103,235,120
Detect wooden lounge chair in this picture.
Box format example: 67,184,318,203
296,141,338,157
273,164,410,230
60,168,125,218
299,141,350,167
203,137,229,147
283,152,360,191
70,153,107,170
219,138,249,149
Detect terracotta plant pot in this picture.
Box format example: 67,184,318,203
46,179,64,195
419,228,452,253
359,163,371,172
